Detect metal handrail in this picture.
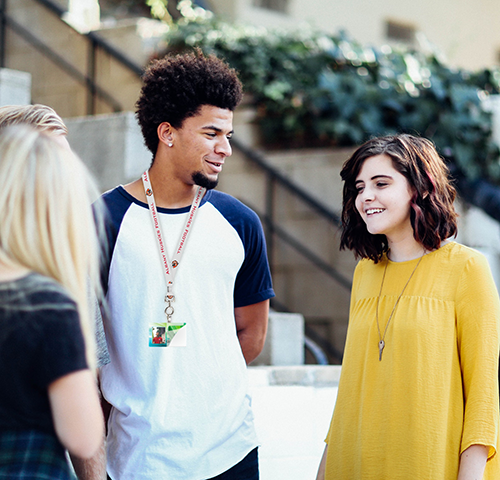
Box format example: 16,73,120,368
232,137,342,226
232,141,350,363
35,0,143,77
4,15,123,112
232,138,351,290
304,336,329,365
5,0,348,362
256,205,352,290
0,0,144,114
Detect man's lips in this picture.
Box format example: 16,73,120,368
205,159,224,172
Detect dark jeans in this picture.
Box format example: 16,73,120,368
106,448,259,480
206,448,259,480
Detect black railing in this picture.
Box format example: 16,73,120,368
35,0,143,75
268,296,343,363
0,0,143,114
232,137,352,292
232,138,342,225
231,140,350,363
3,0,347,362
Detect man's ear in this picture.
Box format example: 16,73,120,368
157,122,174,147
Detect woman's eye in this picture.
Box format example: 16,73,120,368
376,182,388,188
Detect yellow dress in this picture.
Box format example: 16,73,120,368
325,242,500,479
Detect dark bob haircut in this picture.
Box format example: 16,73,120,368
340,134,458,262
136,48,243,155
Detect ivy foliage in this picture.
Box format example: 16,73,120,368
163,18,500,183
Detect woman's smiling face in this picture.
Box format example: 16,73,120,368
354,154,415,244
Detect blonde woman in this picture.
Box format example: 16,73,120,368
0,126,104,478
0,104,69,148
0,103,110,371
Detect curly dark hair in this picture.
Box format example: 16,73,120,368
136,48,243,155
340,134,458,262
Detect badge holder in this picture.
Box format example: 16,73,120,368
149,293,186,347
142,171,204,350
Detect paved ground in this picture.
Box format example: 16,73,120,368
248,366,341,480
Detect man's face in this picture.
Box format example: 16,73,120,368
171,105,234,190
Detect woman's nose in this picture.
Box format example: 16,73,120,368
359,187,374,202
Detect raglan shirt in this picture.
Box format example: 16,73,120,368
99,186,274,480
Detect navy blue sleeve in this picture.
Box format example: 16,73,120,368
208,191,275,308
99,187,133,294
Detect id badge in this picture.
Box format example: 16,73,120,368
149,322,187,347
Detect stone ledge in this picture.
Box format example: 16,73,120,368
0,68,31,106
248,365,341,387
252,311,305,366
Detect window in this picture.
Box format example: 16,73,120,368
253,0,289,13
386,20,416,44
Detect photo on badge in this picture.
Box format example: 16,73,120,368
149,322,187,347
149,324,167,347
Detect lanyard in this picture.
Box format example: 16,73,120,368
142,170,205,322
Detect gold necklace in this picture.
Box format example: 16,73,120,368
376,251,426,361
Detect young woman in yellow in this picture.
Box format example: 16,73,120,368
316,134,500,480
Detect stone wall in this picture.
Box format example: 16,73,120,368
217,142,357,356
64,111,150,194
4,0,142,117
65,106,500,360
0,68,31,105
3,67,500,361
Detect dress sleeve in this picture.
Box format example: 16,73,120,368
456,253,500,459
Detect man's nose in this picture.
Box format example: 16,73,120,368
216,136,232,157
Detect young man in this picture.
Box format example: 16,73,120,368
97,50,274,479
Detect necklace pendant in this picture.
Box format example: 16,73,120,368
378,340,385,361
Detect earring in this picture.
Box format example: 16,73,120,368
168,142,173,147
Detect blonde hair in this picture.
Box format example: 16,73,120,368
0,125,103,368
0,104,68,136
